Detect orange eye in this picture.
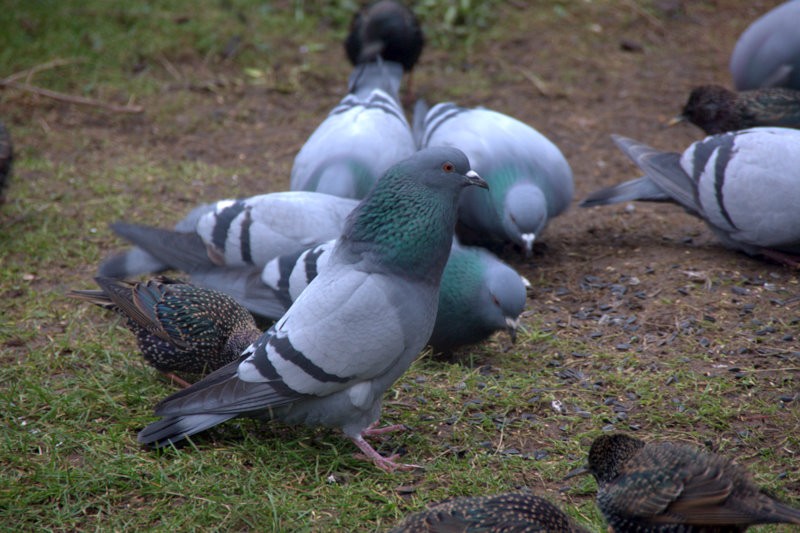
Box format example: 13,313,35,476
442,162,455,172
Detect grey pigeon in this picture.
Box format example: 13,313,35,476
581,128,800,265
389,491,590,532
671,84,800,134
0,120,13,204
730,0,800,91
99,191,359,279
69,277,261,388
570,433,800,532
137,147,487,472
290,60,416,199
261,238,529,353
415,101,574,255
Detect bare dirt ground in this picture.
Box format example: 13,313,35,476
3,0,798,520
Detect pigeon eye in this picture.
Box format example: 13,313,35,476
442,162,455,172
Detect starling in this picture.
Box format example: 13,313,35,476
0,121,13,204
388,491,591,532
70,276,261,387
577,433,800,532
670,85,800,134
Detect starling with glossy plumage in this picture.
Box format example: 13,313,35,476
389,492,590,532
70,277,261,387
672,85,800,134
581,433,800,532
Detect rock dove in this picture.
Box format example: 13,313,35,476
0,120,13,204
344,0,424,101
415,101,574,255
730,0,800,91
137,147,487,472
571,433,800,532
99,191,359,279
388,491,590,532
290,60,416,199
69,277,261,388
581,129,800,265
670,85,800,134
261,238,529,353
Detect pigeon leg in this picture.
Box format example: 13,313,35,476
760,248,800,268
162,371,193,389
350,434,421,472
363,421,407,436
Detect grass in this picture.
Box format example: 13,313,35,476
1,0,799,531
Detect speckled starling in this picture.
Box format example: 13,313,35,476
388,491,590,532
70,276,261,387
671,85,800,134
580,433,800,532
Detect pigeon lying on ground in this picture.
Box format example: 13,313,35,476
0,120,13,204
290,60,416,199
569,433,800,532
99,191,359,279
261,238,529,353
581,128,800,266
344,0,423,102
670,85,800,134
137,147,487,472
69,277,261,388
388,491,590,532
415,101,573,255
730,0,800,91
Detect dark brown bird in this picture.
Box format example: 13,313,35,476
576,433,800,532
0,121,13,204
70,277,261,387
670,84,800,134
344,0,424,102
388,492,590,532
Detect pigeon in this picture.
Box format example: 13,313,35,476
344,0,424,101
99,191,359,279
415,101,574,255
388,491,590,532
670,84,800,134
730,0,800,91
580,128,800,266
137,147,487,472
570,433,800,532
261,238,529,353
290,60,416,199
69,277,261,388
0,120,13,204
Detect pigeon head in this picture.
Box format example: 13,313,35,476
344,0,424,72
502,182,548,255
586,433,646,484
483,261,528,343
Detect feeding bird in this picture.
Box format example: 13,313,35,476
730,0,800,91
290,59,416,199
388,491,590,532
261,238,529,353
69,277,261,388
581,128,800,267
670,85,800,134
137,147,487,472
415,101,573,255
570,433,800,532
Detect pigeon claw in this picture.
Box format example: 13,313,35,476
350,433,422,472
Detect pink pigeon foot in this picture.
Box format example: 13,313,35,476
363,421,407,436
350,434,421,472
162,371,192,389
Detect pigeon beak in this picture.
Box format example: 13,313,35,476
520,275,531,289
505,316,520,343
665,114,686,128
564,464,591,480
465,170,488,189
521,233,535,256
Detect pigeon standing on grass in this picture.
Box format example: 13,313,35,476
290,60,416,199
69,277,261,388
415,101,573,255
570,433,800,531
581,128,800,266
137,147,487,472
670,85,800,134
261,238,529,353
389,491,590,532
